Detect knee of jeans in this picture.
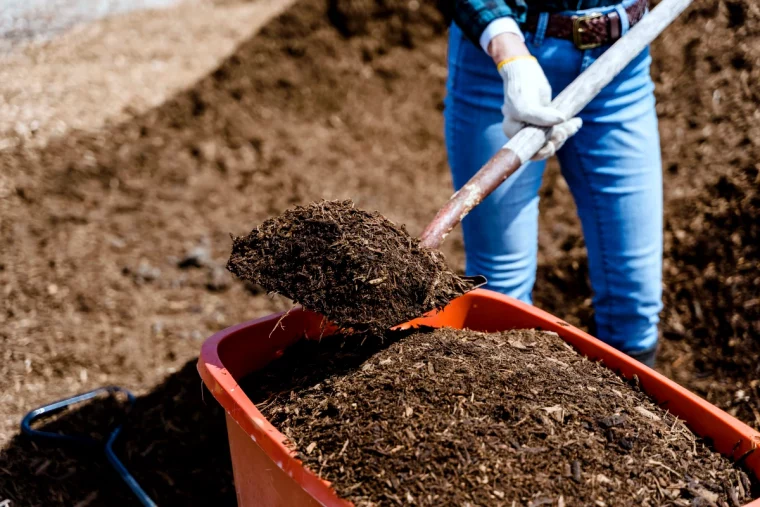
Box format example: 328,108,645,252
593,261,662,317
466,253,536,304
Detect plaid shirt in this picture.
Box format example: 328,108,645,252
453,0,623,47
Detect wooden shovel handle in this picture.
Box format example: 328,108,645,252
419,0,693,250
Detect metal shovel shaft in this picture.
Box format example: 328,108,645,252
419,0,693,250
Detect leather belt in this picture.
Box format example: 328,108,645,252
522,0,648,50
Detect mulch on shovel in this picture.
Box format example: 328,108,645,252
227,200,474,332
242,327,759,506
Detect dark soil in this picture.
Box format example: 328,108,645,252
648,0,760,426
227,200,474,332
244,327,759,506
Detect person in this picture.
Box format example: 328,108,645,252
446,0,661,367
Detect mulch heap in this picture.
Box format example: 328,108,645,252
227,200,475,332
243,327,759,506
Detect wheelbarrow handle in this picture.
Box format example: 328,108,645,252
21,386,135,444
21,386,157,507
419,0,693,250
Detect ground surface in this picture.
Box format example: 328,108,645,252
0,0,295,149
0,0,758,505
0,0,181,54
246,327,757,506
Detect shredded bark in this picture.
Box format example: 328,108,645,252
243,327,759,506
227,200,474,332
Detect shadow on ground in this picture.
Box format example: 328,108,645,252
0,360,236,506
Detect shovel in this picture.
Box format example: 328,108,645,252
228,0,693,332
419,0,693,251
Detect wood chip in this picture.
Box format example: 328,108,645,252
572,460,582,483
693,487,720,504
545,357,569,368
635,406,662,421
542,405,565,423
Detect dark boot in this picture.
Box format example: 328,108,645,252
625,344,658,368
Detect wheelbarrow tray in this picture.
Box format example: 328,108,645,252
198,289,760,506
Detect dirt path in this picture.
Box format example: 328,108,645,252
0,0,181,53
0,0,295,150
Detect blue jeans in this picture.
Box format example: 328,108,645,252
444,8,662,354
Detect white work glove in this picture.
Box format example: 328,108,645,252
498,56,583,160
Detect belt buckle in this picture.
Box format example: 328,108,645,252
572,12,604,50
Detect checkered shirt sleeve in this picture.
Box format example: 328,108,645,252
452,0,528,47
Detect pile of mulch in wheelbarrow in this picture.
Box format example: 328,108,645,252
242,327,759,506
227,200,475,332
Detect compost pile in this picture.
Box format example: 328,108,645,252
227,200,474,332
649,0,760,421
244,328,758,506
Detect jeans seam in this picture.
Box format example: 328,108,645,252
562,138,612,334
533,13,550,47
446,31,465,190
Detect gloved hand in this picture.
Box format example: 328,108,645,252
498,55,583,160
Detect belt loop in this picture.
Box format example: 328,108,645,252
614,4,630,35
532,12,550,47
